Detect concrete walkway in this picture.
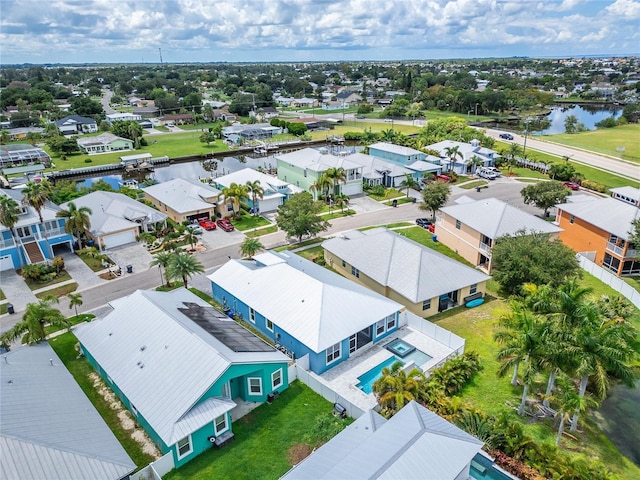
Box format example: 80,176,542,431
62,252,106,289
0,270,38,312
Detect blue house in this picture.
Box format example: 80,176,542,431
208,251,404,375
75,288,290,468
368,142,427,166
0,189,74,272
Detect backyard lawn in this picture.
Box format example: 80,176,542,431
396,226,473,266
231,214,272,231
165,381,349,480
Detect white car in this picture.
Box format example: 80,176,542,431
483,167,502,177
477,168,497,180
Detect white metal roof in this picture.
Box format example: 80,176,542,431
0,189,62,228
282,401,483,480
557,197,640,240
208,251,403,352
213,167,296,197
323,228,491,302
0,343,135,480
276,148,362,172
345,152,415,178
440,197,563,239
75,288,287,445
142,178,221,214
611,186,640,202
427,140,499,164
369,142,424,157
405,159,442,172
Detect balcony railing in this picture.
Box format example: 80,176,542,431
479,242,492,254
45,227,67,237
0,238,15,249
606,242,625,256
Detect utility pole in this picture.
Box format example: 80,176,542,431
522,117,532,157
159,48,163,64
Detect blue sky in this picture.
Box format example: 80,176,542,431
1,0,638,64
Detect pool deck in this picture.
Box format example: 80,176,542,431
319,326,457,412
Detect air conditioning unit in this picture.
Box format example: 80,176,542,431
208,436,216,443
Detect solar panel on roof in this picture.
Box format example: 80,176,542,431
179,303,275,352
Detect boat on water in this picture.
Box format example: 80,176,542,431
118,179,139,189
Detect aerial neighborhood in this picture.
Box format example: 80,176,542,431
0,55,639,480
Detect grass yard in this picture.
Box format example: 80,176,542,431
360,222,414,231
245,225,279,237
366,188,404,201
25,270,73,291
232,215,272,231
48,332,155,469
165,381,351,480
274,237,326,251
0,289,5,301
77,252,113,272
320,209,356,219
35,282,78,299
294,245,324,262
458,180,488,189
396,227,473,266
541,124,640,164
382,196,414,206
622,275,640,294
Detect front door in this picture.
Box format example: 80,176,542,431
349,326,373,353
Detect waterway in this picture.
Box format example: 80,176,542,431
599,380,640,466
539,104,623,135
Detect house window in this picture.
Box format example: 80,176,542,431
376,320,386,336
470,284,477,295
349,334,357,353
130,403,138,416
386,314,396,330
455,220,461,230
266,318,273,332
177,436,192,459
214,414,228,435
351,266,360,278
326,343,341,364
303,168,307,177
342,259,346,268
422,299,431,311
226,203,234,212
569,215,575,224
249,308,255,323
248,377,262,395
272,369,283,389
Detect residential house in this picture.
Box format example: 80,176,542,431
4,127,44,141
437,197,563,272
290,97,318,108
555,196,640,276
368,142,427,166
0,189,73,271
0,144,51,168
0,343,136,480
60,191,167,250
54,115,99,135
610,186,640,207
344,152,424,188
105,112,142,123
222,123,282,142
335,90,363,106
76,133,134,154
281,401,484,480
427,139,500,174
208,251,404,375
142,178,226,223
323,228,491,316
162,114,195,125
276,147,363,196
75,288,290,468
212,167,302,213
132,105,160,118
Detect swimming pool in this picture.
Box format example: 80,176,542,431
356,357,404,394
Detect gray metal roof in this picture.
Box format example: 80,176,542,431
276,148,362,172
369,142,424,157
0,189,62,228
208,251,403,352
0,343,135,480
346,152,415,178
557,197,640,240
75,288,287,445
281,401,483,480
142,178,221,214
323,228,491,302
60,191,167,236
440,197,563,239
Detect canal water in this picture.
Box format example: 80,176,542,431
599,380,640,466
539,104,623,135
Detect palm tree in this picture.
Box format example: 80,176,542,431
245,180,264,215
399,174,419,199
150,251,174,288
56,201,92,250
183,226,202,251
553,383,598,446
68,292,83,318
0,295,68,346
333,193,350,213
372,360,426,417
0,194,23,267
21,179,54,257
166,252,205,288
505,143,522,174
443,146,462,173
239,237,264,259
324,167,347,198
469,155,484,174
221,182,249,218
312,175,332,202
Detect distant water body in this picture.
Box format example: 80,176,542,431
539,104,622,135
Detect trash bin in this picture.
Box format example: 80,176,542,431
412,197,417,203
7,304,14,314
432,234,438,242
126,264,133,274
392,199,398,207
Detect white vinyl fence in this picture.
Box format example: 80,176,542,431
577,254,640,309
401,311,465,355
130,453,174,480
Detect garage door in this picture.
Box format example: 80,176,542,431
342,183,363,196
0,254,15,271
103,230,136,249
259,197,281,213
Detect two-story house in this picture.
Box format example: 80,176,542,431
54,115,99,135
208,251,404,375
0,189,74,271
75,288,290,469
556,196,639,276
368,142,427,167
437,198,563,272
276,148,363,197
427,140,500,174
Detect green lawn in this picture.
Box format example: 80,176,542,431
35,282,78,299
396,227,474,266
77,252,113,272
294,245,324,262
25,270,73,291
0,289,5,301
622,276,640,294
320,209,356,219
245,225,279,237
232,215,272,231
48,332,155,470
366,188,404,201
458,180,488,190
274,237,326,251
360,222,414,231
541,124,640,163
165,381,350,480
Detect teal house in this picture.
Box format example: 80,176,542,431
75,288,290,468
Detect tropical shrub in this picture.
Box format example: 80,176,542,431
580,179,607,192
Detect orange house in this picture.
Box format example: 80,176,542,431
556,197,640,276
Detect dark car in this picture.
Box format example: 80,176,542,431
416,218,432,229
198,218,217,230
499,133,514,140
216,218,235,232
563,182,580,191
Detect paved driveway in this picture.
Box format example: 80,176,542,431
103,243,155,275
0,270,37,315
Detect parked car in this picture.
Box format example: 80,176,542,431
483,166,502,177
187,225,203,234
216,218,235,232
563,181,580,191
499,133,514,140
198,218,217,230
477,168,497,180
416,218,433,229
433,174,451,183
355,115,365,119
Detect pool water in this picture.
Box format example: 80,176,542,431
402,349,432,367
356,357,404,394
